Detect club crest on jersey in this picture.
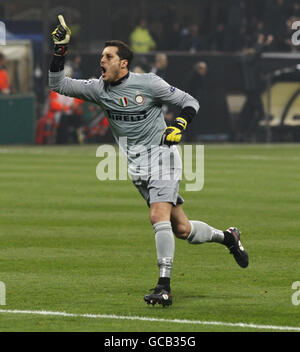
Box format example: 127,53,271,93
119,97,128,107
134,93,145,105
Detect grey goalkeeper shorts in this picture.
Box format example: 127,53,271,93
133,177,184,207
129,145,184,206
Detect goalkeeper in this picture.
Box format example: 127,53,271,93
49,16,249,307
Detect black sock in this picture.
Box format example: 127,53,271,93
157,277,170,291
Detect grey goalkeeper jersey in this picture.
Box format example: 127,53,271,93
48,70,199,151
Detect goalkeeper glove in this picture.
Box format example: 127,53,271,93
161,117,187,146
51,15,72,56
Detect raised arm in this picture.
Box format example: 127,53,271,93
48,15,100,103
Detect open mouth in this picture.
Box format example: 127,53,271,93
101,66,107,77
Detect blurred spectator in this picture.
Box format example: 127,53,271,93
36,90,67,144
179,24,206,52
67,97,85,144
54,64,85,144
166,21,182,50
246,19,265,48
187,61,208,98
237,34,274,141
129,18,156,53
265,0,289,34
185,61,209,139
132,65,146,74
151,53,168,80
36,64,84,145
71,54,83,79
0,52,10,94
131,55,151,73
36,89,85,145
224,0,247,52
210,23,226,51
292,0,300,17
56,94,82,144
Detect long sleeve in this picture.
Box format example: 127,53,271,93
148,73,200,113
48,69,101,103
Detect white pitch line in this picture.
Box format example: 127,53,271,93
0,309,299,331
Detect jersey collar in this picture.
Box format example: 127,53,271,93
110,71,130,86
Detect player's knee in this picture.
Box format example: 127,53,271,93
149,210,164,225
149,203,173,225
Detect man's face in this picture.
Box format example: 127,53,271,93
100,46,127,83
196,63,207,76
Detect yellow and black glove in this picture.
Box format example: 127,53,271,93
51,15,72,56
161,117,187,146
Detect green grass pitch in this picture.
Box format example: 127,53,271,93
0,144,299,332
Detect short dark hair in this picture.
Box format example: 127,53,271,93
104,40,134,69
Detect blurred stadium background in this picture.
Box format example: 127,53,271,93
1,0,300,145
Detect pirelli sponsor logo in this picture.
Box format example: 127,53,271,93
108,110,147,122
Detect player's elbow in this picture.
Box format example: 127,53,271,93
48,72,67,94
48,77,60,93
193,98,200,114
